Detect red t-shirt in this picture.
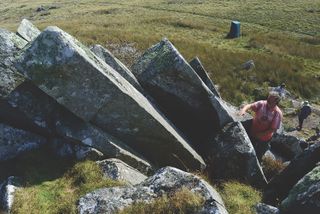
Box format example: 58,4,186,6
250,100,282,141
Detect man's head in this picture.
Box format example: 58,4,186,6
267,91,281,109
280,83,286,88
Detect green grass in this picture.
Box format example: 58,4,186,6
0,0,319,105
118,187,205,214
3,148,123,214
217,181,262,214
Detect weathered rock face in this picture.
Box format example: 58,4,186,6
17,19,41,42
15,27,205,171
0,176,21,213
270,132,304,159
90,44,143,92
189,57,220,98
78,167,228,214
131,39,235,154
263,142,320,205
0,123,47,161
255,203,280,214
97,158,147,185
0,28,27,56
280,165,320,214
207,122,267,187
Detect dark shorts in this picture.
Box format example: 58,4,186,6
251,138,271,162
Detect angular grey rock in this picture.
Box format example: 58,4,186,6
90,44,143,92
0,28,27,68
189,57,220,97
280,165,320,214
131,38,235,153
0,64,151,173
15,26,205,171
54,106,154,175
207,122,267,187
97,158,147,185
270,132,304,159
78,167,228,214
0,123,47,161
256,203,279,214
263,142,320,205
0,176,21,213
17,19,41,42
50,138,104,160
0,28,27,55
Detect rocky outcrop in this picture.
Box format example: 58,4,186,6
17,19,41,42
90,44,143,92
97,158,147,185
263,142,320,205
255,203,279,214
189,57,220,98
78,167,228,214
270,132,304,159
15,27,205,171
207,122,267,187
131,39,235,154
280,165,320,214
0,123,47,161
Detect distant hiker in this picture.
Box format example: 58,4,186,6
296,101,312,131
239,91,283,161
272,83,289,98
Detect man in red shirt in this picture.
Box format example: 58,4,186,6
239,92,283,161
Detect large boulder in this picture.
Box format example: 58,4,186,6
16,19,41,42
255,203,279,214
270,132,304,159
97,158,147,185
15,26,205,171
189,57,220,97
0,123,47,161
78,167,228,214
90,44,143,92
280,165,320,214
207,122,267,187
263,141,320,205
131,39,235,153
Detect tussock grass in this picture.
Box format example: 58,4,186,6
217,181,262,214
6,148,123,214
0,0,319,104
118,187,205,214
261,156,286,181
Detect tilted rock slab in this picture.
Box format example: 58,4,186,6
189,57,220,98
0,123,47,161
207,122,267,187
78,167,228,214
54,109,154,175
15,26,205,171
0,43,152,173
90,44,143,92
1,77,153,174
131,39,235,153
270,132,304,159
263,142,320,205
255,203,279,214
97,158,147,185
280,165,320,214
17,19,41,42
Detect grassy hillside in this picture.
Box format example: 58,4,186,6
1,0,319,104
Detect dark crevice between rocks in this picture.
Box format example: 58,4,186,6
0,99,52,138
141,83,220,157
